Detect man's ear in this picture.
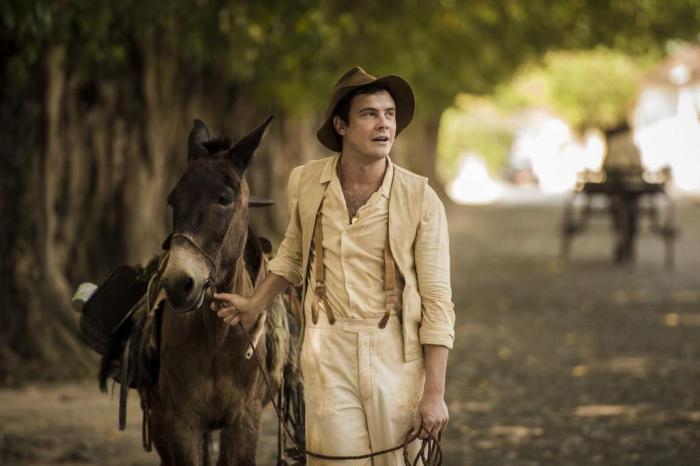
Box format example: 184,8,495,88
333,115,346,136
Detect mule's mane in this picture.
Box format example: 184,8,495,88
203,137,233,155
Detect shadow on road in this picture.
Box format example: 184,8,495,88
443,200,700,466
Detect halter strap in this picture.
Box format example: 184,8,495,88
170,233,217,267
169,203,241,294
165,203,243,313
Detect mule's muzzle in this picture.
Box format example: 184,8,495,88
162,271,208,312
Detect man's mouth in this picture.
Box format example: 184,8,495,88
372,136,389,142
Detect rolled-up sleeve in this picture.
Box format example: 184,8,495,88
415,186,455,349
268,167,304,287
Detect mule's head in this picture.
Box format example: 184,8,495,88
161,117,273,312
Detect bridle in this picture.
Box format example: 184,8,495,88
163,232,218,312
165,204,241,311
163,194,273,312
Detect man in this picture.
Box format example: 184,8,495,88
213,66,455,464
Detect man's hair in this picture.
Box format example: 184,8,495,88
333,83,392,127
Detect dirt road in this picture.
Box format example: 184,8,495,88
2,201,699,465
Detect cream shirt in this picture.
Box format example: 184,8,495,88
309,156,403,319
269,155,455,355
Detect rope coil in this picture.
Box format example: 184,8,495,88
164,221,443,464
237,319,442,465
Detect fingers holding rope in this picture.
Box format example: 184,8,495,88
403,425,443,466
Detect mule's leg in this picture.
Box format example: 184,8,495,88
217,408,262,466
149,412,174,466
150,413,205,466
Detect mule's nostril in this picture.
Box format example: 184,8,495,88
173,275,195,298
181,276,194,293
162,272,198,309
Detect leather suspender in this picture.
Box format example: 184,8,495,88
381,233,399,328
310,201,398,328
310,205,336,325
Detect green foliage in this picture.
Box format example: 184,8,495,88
3,0,699,116
495,48,654,129
436,48,654,180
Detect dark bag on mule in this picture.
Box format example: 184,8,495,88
78,265,150,355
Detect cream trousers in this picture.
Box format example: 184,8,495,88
301,312,425,465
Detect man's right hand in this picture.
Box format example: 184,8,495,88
210,273,292,327
211,292,260,327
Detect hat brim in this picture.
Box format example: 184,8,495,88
317,75,415,152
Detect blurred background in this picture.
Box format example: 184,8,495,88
1,1,700,465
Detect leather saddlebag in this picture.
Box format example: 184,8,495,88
79,265,149,355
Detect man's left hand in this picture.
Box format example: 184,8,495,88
412,391,449,440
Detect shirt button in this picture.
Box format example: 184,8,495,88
351,217,358,224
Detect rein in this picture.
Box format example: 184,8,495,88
169,232,218,311
237,316,443,466
168,206,239,312
165,225,443,465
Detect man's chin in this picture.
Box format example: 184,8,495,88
367,147,393,158
345,144,393,160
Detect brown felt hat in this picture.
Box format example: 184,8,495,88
317,66,415,152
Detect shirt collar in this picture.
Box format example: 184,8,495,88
319,154,339,184
379,156,394,199
322,155,394,200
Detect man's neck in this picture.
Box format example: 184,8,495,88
337,152,387,189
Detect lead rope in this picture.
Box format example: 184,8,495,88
132,218,237,452
159,202,441,463
288,197,441,463
236,315,443,465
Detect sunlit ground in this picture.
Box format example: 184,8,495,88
440,200,700,465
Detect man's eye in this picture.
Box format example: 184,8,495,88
218,193,234,205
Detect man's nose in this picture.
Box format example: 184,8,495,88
377,114,390,129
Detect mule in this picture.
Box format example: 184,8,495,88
146,117,288,466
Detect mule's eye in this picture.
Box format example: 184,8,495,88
218,193,234,205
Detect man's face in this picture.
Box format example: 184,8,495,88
334,90,397,160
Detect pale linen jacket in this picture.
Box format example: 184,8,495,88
269,155,455,362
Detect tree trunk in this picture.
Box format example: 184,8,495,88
1,46,96,383
0,34,449,384
0,39,326,383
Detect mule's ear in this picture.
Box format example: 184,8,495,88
188,119,210,161
228,116,274,172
